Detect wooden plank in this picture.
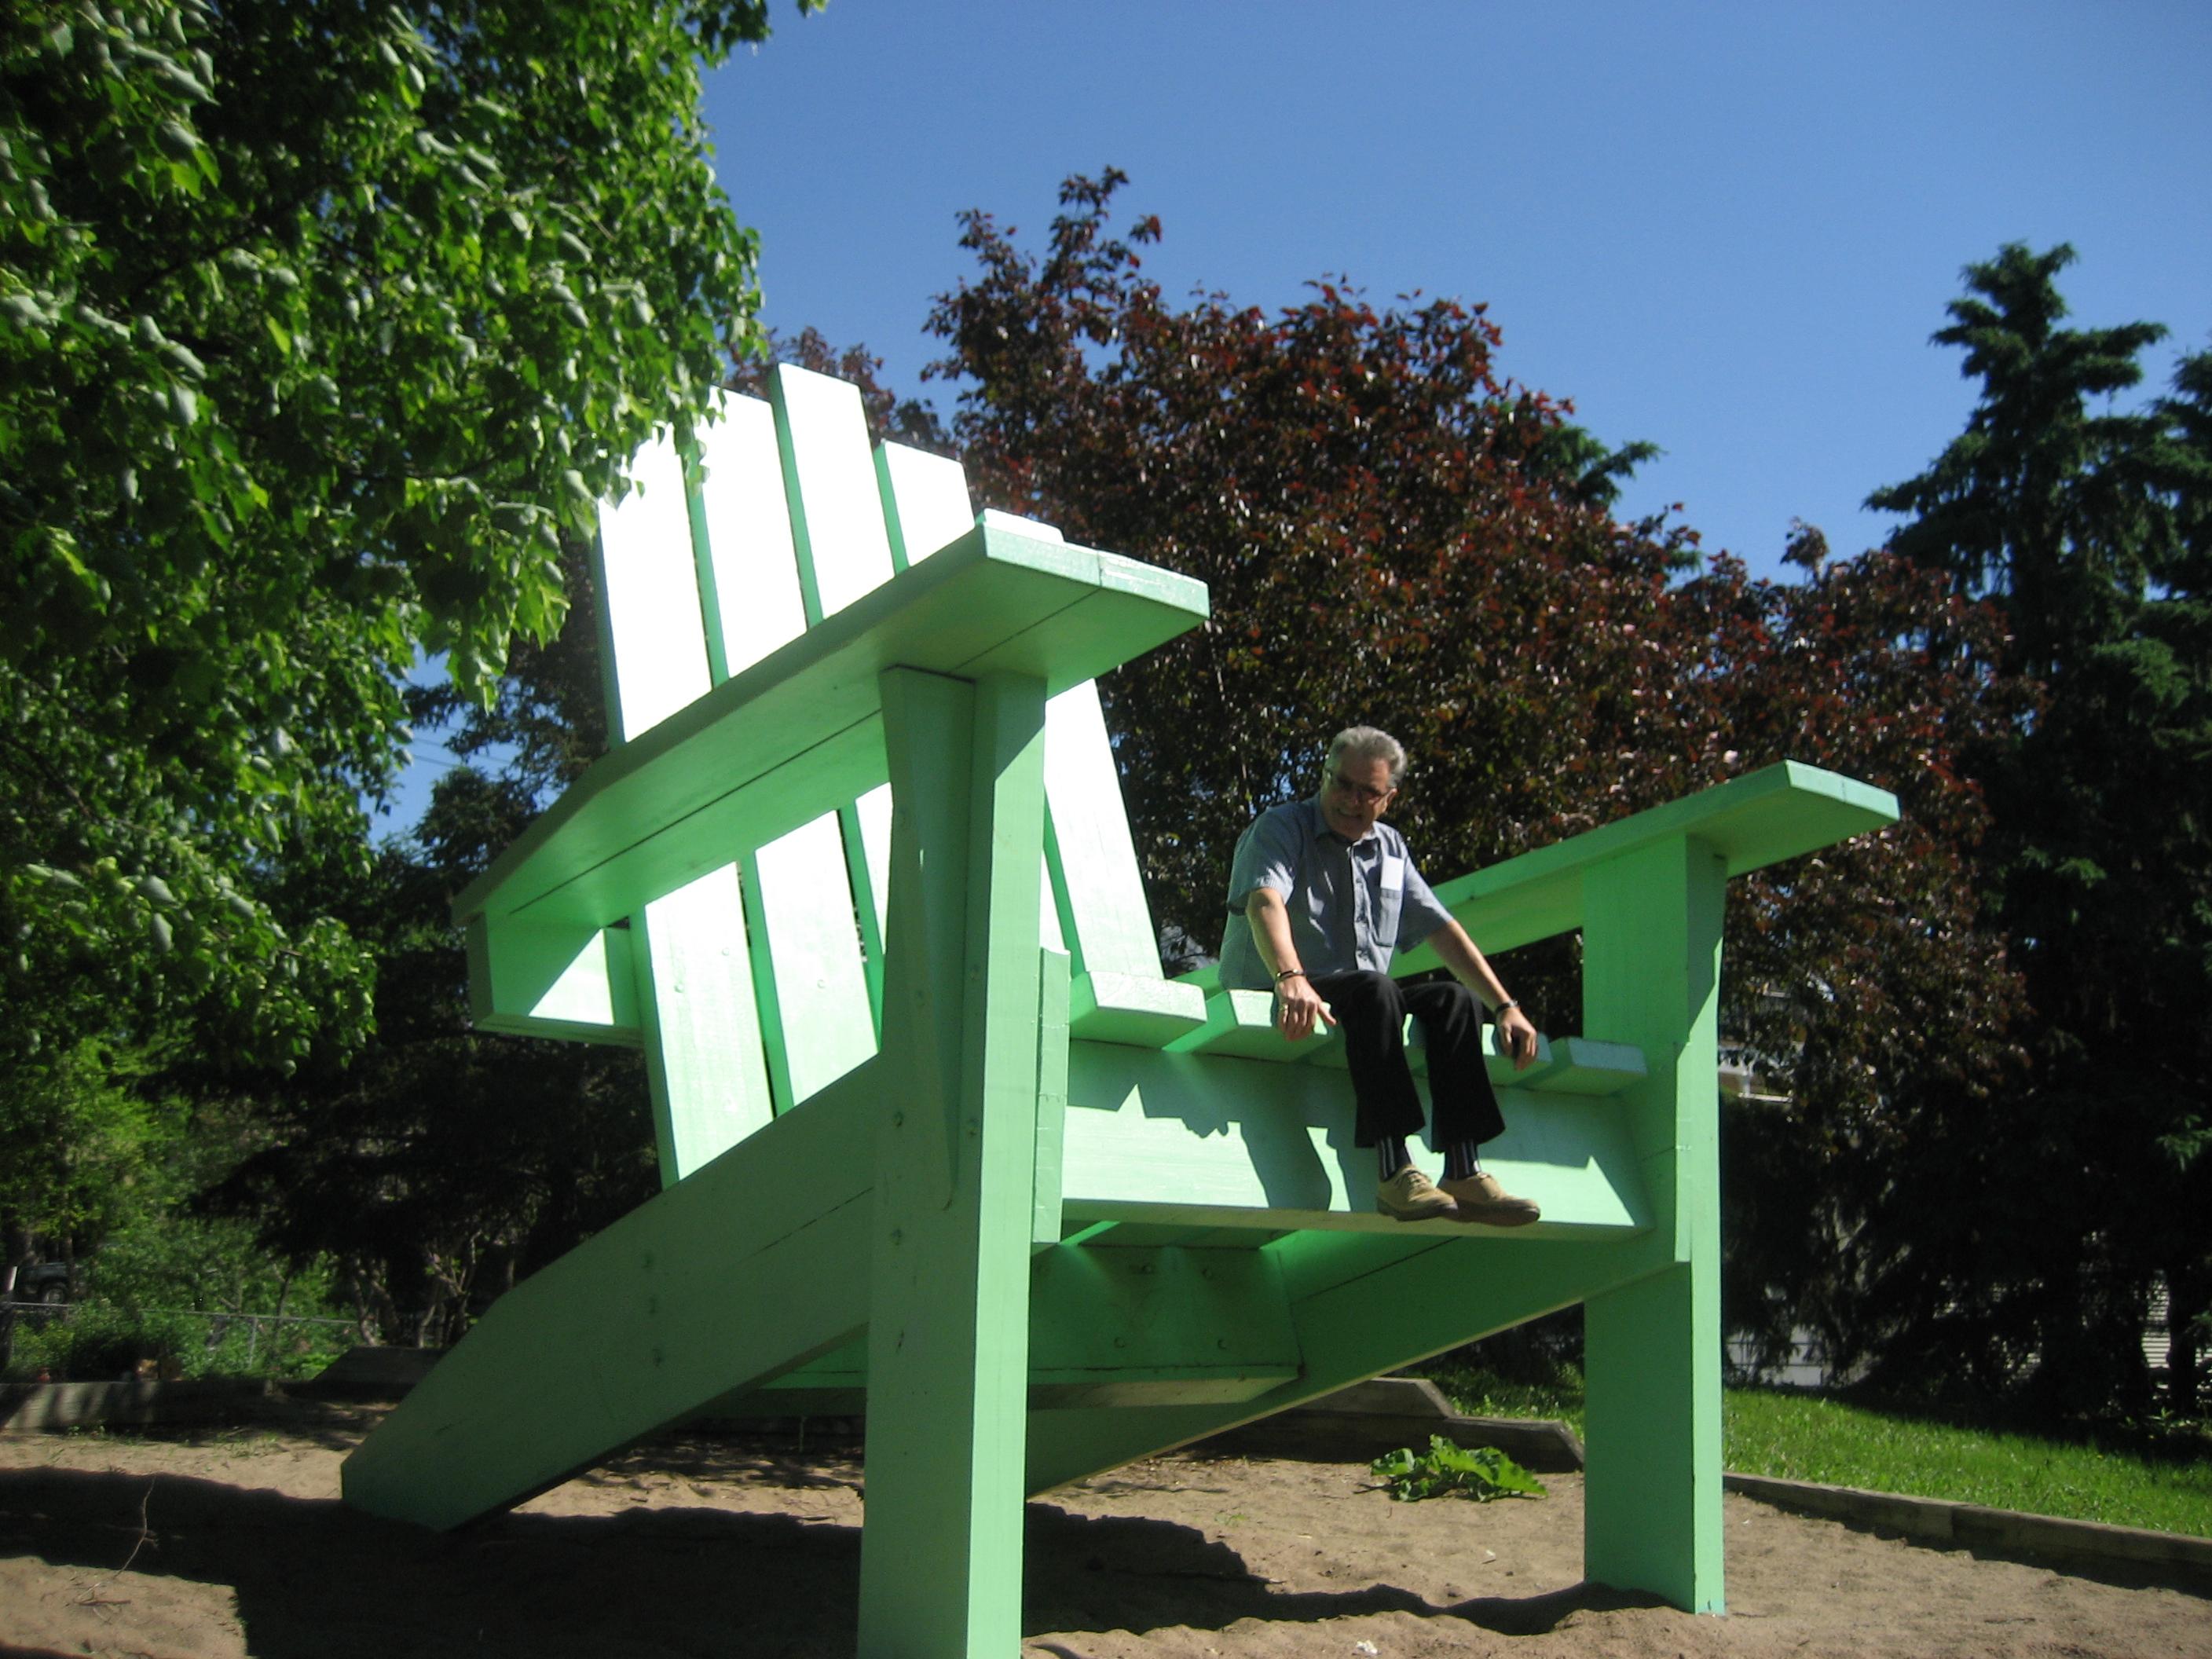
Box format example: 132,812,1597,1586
705,1242,1302,1415
451,524,1210,936
1020,1232,1661,1498
1044,679,1207,1042
876,440,974,570
1397,761,1899,961
343,1059,884,1529
859,670,1048,1656
1034,948,1071,1251
771,364,895,622
692,389,807,683
1166,988,1331,1060
848,790,892,1024
595,431,710,741
1068,971,1211,1045
635,867,775,1180
695,380,881,1102
749,813,877,1108
1533,1035,1650,1096
1580,836,1729,1613
464,915,640,1046
591,423,776,1180
1056,1043,1650,1236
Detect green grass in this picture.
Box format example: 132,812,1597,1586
1414,1364,2212,1540
1723,1388,2212,1540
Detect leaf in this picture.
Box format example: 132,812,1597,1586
1368,1437,1546,1503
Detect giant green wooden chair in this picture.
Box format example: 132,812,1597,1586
343,364,1898,1654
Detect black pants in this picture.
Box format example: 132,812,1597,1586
1306,971,1506,1149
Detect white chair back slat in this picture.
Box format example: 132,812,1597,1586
694,390,808,679
877,441,973,569
771,366,896,621
853,783,895,962
684,368,885,1105
596,434,712,741
593,428,776,1181
1042,681,1161,980
638,867,775,1180
746,815,878,1107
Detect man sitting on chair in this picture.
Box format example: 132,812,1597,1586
1218,726,1544,1224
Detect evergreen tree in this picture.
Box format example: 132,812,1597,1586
1870,246,2212,1415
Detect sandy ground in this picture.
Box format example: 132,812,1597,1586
0,1408,2205,1659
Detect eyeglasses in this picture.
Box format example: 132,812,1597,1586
1328,770,1393,808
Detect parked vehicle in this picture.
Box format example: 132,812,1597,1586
8,1263,75,1306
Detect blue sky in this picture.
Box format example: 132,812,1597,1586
376,1,2210,830
704,0,2210,576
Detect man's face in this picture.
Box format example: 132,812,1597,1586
1321,753,1397,840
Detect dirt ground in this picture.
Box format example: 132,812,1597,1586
0,1407,2205,1659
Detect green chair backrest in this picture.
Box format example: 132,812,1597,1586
474,364,1203,1182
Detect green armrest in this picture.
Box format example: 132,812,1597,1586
1398,760,1899,966
452,522,1207,934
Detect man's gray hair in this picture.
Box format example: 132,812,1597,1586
1325,726,1408,788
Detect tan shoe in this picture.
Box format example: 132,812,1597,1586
1438,1172,1540,1226
1377,1166,1459,1221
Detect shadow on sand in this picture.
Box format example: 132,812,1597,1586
0,1463,1660,1657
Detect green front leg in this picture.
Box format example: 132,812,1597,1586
1580,835,1727,1614
1584,1260,1724,1611
859,668,1048,1657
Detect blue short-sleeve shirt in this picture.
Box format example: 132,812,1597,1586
1217,798,1455,991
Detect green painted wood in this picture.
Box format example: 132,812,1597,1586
407,362,1911,1632
1579,835,1730,1614
1166,987,1339,1060
593,425,777,1178
1034,948,1071,1251
875,439,973,571
1021,1232,1661,1497
1057,1044,1650,1236
1067,970,1214,1044
597,431,712,740
342,1058,883,1529
750,813,878,1108
1525,1035,1651,1096
772,364,898,623
463,914,640,1046
693,390,808,678
1397,761,1899,963
1041,680,1208,1042
859,669,1049,1657
449,524,1210,938
635,868,775,1179
689,373,886,1109
706,1243,1301,1416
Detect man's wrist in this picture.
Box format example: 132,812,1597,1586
1274,966,1307,983
1494,997,1521,1014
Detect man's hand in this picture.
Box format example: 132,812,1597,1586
1498,1004,1540,1070
1277,974,1337,1042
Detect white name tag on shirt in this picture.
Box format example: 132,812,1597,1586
1379,854,1404,895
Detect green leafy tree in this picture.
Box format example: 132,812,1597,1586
203,786,659,1348
1868,246,2212,1415
2,0,808,1284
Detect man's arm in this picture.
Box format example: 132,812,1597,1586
1428,917,1540,1070
1244,888,1337,1042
